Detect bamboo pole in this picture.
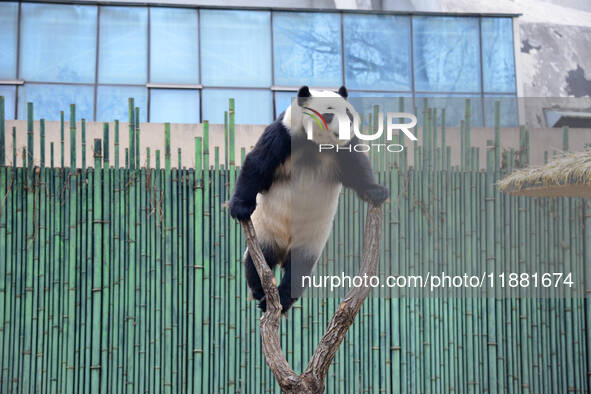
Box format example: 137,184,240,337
194,136,203,391
70,104,76,169
165,123,171,172
23,103,34,393
37,145,47,391
486,140,498,392
91,139,102,390
163,121,172,389
40,119,45,169
114,120,119,170
103,123,109,169
27,103,33,171
65,111,77,392
137,162,146,393
227,98,237,392
135,107,140,169
12,126,16,167
202,119,211,392
129,98,135,171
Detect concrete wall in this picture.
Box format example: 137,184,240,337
3,121,261,169
4,120,589,169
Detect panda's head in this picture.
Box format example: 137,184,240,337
283,85,356,146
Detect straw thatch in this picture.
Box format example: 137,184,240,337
498,150,591,197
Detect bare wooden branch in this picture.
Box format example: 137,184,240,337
240,205,384,393
240,219,300,389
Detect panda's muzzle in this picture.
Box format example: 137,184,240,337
322,113,335,123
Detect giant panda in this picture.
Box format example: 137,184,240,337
229,85,389,313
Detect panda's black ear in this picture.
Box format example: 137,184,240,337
297,86,311,105
337,85,348,98
297,86,311,98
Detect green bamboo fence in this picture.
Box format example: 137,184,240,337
0,97,590,393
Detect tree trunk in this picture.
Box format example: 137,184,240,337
239,205,384,393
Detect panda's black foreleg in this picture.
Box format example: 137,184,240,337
228,119,291,221
258,248,318,313
244,243,279,301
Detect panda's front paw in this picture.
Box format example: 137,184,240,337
363,185,390,206
229,197,256,221
258,296,268,313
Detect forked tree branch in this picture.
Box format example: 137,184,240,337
240,205,384,393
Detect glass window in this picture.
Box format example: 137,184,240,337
99,7,147,84
275,91,414,126
200,10,271,87
202,89,272,124
416,95,483,127
18,84,94,121
0,85,17,120
348,92,413,124
0,3,18,80
413,17,481,93
150,8,199,84
274,91,296,116
273,12,342,87
484,95,518,127
482,18,516,93
344,15,411,91
97,86,147,122
150,89,200,123
20,3,97,83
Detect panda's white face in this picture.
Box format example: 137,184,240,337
282,87,356,146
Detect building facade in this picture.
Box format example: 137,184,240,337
0,1,520,127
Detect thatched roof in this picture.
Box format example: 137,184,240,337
498,150,591,197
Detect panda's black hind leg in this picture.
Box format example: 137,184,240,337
273,249,318,313
244,243,279,301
